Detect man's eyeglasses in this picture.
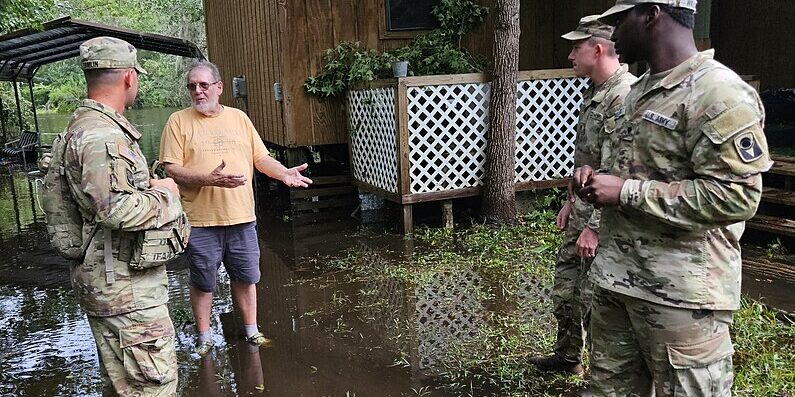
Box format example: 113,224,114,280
186,81,220,91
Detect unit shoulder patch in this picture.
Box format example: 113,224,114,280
733,131,764,163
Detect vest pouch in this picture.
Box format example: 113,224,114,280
129,214,191,270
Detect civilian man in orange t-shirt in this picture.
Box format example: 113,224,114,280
159,61,312,356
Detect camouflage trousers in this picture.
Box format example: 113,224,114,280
551,222,594,363
87,304,178,397
590,286,735,397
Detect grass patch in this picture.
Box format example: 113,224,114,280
732,299,795,396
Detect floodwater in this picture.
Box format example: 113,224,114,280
0,169,793,396
37,107,180,160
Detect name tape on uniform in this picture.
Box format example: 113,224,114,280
643,110,678,130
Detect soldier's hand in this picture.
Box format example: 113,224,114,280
556,201,572,230
578,174,625,207
576,227,598,258
151,177,180,196
573,166,595,198
209,160,246,188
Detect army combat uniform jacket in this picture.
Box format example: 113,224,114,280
592,50,772,310
63,99,184,317
570,64,636,231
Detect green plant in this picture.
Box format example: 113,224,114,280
304,42,394,97
764,238,788,260
305,0,489,98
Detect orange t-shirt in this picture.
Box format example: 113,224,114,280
159,106,269,227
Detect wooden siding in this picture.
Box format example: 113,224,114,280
277,0,441,148
518,0,615,70
204,0,285,146
711,0,795,90
204,0,794,148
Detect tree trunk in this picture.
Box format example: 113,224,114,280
482,0,520,224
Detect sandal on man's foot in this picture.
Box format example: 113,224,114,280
195,340,214,357
245,332,272,347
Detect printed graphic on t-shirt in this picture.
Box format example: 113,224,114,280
199,130,242,156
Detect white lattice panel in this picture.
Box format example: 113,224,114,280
405,77,587,194
347,88,399,193
515,78,588,182
407,84,490,194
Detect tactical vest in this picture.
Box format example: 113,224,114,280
41,106,190,277
40,130,96,260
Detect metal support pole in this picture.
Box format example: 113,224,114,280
0,96,6,142
28,79,39,132
12,80,23,132
11,81,28,168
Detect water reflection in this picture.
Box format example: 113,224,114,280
0,171,42,236
0,172,793,396
37,108,180,160
0,285,100,396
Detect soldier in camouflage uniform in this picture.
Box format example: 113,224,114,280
575,1,772,395
62,37,184,396
530,15,635,376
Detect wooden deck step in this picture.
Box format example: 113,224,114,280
766,159,795,177
743,257,795,280
288,173,357,225
747,214,795,238
762,187,795,206
770,154,795,164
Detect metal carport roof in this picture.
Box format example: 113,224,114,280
0,16,205,82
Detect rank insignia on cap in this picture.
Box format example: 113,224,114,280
734,131,764,163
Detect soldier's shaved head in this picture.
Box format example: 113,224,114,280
587,37,617,58
84,68,127,88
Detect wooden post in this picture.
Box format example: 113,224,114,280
442,200,454,230
396,78,413,235
402,204,413,235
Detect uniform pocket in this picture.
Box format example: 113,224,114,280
106,142,138,193
119,317,177,385
667,331,734,397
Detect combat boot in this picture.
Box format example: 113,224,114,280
528,354,584,376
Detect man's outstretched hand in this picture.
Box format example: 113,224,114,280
280,163,313,188
209,160,247,188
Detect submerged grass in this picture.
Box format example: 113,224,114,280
301,208,795,396
732,300,795,396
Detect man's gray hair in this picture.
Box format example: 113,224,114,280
186,60,222,83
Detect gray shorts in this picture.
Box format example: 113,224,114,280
186,221,261,292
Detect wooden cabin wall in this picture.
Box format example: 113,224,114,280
711,0,795,90
516,0,615,70
204,0,286,146
277,0,494,148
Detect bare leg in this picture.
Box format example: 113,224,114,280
190,287,214,332
231,281,257,326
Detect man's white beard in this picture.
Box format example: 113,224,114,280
193,98,219,115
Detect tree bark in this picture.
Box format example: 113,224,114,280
482,0,520,224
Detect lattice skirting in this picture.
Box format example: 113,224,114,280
348,76,588,197
347,88,399,194
407,78,588,194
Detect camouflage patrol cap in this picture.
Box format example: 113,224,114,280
599,0,697,24
79,37,147,74
561,15,614,41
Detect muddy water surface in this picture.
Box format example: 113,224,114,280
0,169,793,397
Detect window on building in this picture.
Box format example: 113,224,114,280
385,0,442,31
